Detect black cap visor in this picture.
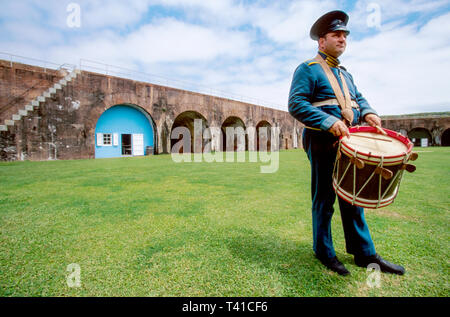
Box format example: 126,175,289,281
329,25,349,34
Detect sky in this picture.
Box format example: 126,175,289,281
0,0,449,115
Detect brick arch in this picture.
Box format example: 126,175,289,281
221,115,247,151
170,110,209,153
441,128,450,146
254,120,272,151
94,103,158,158
170,101,212,125
219,109,250,125
408,127,432,146
255,119,272,127
220,115,246,127
95,101,156,125
170,108,210,129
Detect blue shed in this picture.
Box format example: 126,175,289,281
95,104,155,159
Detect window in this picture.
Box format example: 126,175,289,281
103,133,112,146
96,133,118,147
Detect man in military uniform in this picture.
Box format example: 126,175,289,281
288,10,405,276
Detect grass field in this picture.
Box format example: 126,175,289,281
0,148,448,297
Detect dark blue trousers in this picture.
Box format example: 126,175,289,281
303,128,376,259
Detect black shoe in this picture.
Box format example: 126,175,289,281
354,253,405,275
316,255,350,276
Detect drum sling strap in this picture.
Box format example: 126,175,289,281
314,54,354,126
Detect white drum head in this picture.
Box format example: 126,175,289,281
343,132,408,157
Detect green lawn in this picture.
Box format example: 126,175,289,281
0,148,448,297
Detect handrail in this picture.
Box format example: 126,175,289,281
0,52,76,72
79,58,284,109
0,51,284,111
0,52,62,72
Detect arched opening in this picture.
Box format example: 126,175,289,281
95,104,156,159
408,127,432,147
441,128,450,146
170,111,208,153
221,116,247,152
256,120,272,151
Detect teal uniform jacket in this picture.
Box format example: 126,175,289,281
288,51,378,131
288,51,377,259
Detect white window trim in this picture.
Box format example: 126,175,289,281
96,133,103,146
102,133,113,147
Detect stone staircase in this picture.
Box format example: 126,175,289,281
0,68,81,132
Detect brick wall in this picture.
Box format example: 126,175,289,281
0,61,304,161
0,60,66,123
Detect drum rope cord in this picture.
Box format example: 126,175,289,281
356,168,376,197
336,151,396,208
377,156,384,208
379,154,410,202
332,141,341,183
336,154,352,188
380,169,401,202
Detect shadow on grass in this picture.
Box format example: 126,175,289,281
135,227,354,296
224,229,353,296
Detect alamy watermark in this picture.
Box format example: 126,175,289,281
171,119,280,173
66,3,81,28
366,2,381,29
66,263,81,288
366,263,381,288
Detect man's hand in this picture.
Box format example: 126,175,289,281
329,120,349,137
364,113,382,127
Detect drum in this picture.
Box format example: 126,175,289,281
332,126,417,209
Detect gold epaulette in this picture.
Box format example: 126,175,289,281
307,60,319,66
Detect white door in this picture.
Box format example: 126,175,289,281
421,138,428,147
132,134,144,156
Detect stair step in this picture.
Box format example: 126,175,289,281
25,105,34,111
54,83,62,90
49,87,56,94
59,79,67,85
43,91,51,98
0,125,8,131
5,120,14,126
37,96,45,102
12,114,21,121
18,110,28,116
31,100,39,107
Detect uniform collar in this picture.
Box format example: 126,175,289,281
318,50,340,68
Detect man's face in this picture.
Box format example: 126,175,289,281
319,31,347,58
